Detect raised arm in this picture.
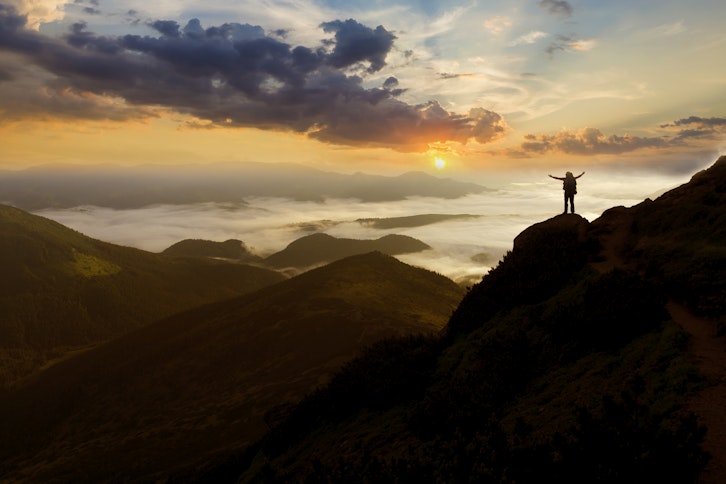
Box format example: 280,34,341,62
575,171,585,179
548,174,564,180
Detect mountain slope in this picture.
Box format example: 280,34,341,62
0,204,285,388
218,158,726,483
263,233,431,270
0,252,464,482
591,156,726,319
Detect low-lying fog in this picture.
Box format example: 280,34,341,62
35,172,681,285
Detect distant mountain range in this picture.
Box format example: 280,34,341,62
0,157,724,482
0,162,490,209
161,232,432,272
357,213,481,229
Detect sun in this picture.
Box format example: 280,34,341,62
434,157,447,170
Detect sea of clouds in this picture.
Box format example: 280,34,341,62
35,172,680,285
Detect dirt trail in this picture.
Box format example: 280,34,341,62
667,301,726,484
591,222,726,483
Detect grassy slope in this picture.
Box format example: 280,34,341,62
0,204,285,387
0,252,464,482
228,158,726,483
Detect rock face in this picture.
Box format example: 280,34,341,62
513,213,589,252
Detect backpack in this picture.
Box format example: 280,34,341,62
563,177,577,194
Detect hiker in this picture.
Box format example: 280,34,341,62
549,171,585,214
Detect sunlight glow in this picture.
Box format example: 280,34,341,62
434,157,447,170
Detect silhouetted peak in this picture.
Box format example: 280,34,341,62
161,238,258,260
513,213,589,253
289,232,336,244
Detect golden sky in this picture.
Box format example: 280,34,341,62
1,0,724,175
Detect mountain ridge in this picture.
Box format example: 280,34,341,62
0,251,464,481
0,204,285,388
0,162,489,209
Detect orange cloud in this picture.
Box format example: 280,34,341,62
520,127,667,155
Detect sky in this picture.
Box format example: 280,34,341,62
0,0,724,177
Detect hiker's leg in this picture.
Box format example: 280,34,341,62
570,195,575,213
563,193,568,213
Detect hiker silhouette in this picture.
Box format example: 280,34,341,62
549,171,585,214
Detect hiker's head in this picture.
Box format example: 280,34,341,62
566,171,573,178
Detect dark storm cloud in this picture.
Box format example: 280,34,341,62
150,20,181,38
0,5,505,151
320,19,396,73
539,0,573,18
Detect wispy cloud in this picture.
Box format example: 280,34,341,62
568,38,597,51
638,20,687,40
484,16,512,36
508,30,548,47
545,34,597,57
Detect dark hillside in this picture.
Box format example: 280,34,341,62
446,214,591,336
161,238,262,263
263,233,431,270
614,156,725,319
0,252,463,482
0,205,284,388
222,159,726,483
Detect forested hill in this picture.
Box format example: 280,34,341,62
0,204,284,388
212,157,726,483
0,252,464,482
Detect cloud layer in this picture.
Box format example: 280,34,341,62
0,4,506,151
33,168,685,284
